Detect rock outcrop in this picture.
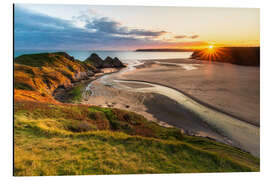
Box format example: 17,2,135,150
102,57,114,68
84,54,126,68
112,57,125,67
84,53,104,68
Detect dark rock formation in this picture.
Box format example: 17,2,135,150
84,53,104,68
102,56,114,68
102,56,125,68
112,57,125,67
84,53,125,69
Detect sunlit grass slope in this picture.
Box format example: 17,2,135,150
14,52,97,102
14,101,259,176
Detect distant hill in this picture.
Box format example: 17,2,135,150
191,47,260,66
135,48,194,52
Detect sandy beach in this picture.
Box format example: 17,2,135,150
82,58,260,157
121,59,260,126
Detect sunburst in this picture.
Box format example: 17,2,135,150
196,46,228,62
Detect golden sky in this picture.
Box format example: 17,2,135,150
15,4,260,50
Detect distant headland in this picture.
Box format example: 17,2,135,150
191,47,260,66
135,48,194,52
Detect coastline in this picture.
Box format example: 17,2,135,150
81,58,260,157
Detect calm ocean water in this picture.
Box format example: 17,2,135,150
14,50,193,63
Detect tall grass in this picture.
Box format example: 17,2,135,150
14,101,259,176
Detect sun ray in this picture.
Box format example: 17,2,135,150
195,46,230,62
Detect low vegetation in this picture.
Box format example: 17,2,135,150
14,101,259,176
54,82,89,104
65,84,86,103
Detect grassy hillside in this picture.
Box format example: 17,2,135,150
14,101,259,176
14,52,259,176
14,52,97,102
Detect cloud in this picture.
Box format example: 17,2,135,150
14,7,155,50
85,17,126,34
174,35,199,39
14,6,169,50
174,35,187,39
84,17,167,37
129,29,166,37
189,35,199,39
14,6,203,50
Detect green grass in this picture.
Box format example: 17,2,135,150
65,84,85,103
14,101,259,176
57,81,92,103
15,53,58,67
15,52,73,67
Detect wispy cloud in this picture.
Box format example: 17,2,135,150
78,15,167,37
189,35,199,39
174,35,199,39
174,35,187,39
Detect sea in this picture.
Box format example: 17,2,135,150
14,50,193,63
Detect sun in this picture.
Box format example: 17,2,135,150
197,46,227,62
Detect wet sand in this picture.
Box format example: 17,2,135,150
82,79,228,141
115,79,259,157
82,80,174,128
120,59,260,126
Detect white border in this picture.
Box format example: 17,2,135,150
1,0,270,179
10,0,262,8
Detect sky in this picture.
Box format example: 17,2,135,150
14,4,260,50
